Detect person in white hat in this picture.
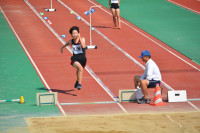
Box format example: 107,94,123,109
134,50,162,104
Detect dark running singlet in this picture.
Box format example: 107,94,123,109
70,39,87,68
71,39,85,56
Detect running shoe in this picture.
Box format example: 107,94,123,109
117,26,121,29
137,97,148,104
74,81,78,88
76,84,82,90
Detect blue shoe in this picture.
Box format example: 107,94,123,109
76,84,82,90
74,81,78,88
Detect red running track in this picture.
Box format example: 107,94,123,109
1,0,200,115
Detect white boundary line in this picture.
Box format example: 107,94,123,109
165,114,182,128
60,101,118,106
187,101,200,111
24,0,128,113
58,0,200,111
88,0,200,72
167,0,200,14
0,6,66,116
58,0,174,91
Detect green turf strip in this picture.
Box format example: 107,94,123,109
0,11,60,132
96,0,200,64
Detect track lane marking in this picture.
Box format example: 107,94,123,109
24,0,128,113
58,0,200,111
1,5,66,116
89,0,200,71
60,101,118,106
58,0,174,91
167,0,200,14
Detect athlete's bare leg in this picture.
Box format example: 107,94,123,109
116,8,121,28
73,61,83,84
111,8,117,27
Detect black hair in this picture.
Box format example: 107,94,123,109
69,26,79,34
147,55,151,59
144,55,151,59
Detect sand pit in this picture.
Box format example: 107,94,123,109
25,111,200,133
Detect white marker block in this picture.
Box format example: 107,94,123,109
168,90,187,102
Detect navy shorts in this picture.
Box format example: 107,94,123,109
71,55,87,68
111,3,119,9
147,80,161,88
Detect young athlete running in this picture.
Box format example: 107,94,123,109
60,26,87,90
109,0,121,29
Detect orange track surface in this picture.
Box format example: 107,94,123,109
1,0,200,115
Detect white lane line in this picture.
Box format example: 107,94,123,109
165,114,183,129
167,0,200,14
58,0,174,91
58,0,200,111
60,101,118,106
88,0,200,72
2,3,66,116
24,0,128,113
187,101,200,111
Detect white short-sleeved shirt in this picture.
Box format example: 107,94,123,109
140,59,162,81
111,0,119,3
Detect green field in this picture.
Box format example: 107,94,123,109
0,11,60,132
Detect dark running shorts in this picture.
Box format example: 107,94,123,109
147,80,161,88
111,3,119,9
71,55,87,68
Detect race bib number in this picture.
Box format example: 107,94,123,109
72,45,83,54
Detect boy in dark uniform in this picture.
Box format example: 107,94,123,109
60,26,87,90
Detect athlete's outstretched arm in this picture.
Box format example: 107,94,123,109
60,40,72,53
